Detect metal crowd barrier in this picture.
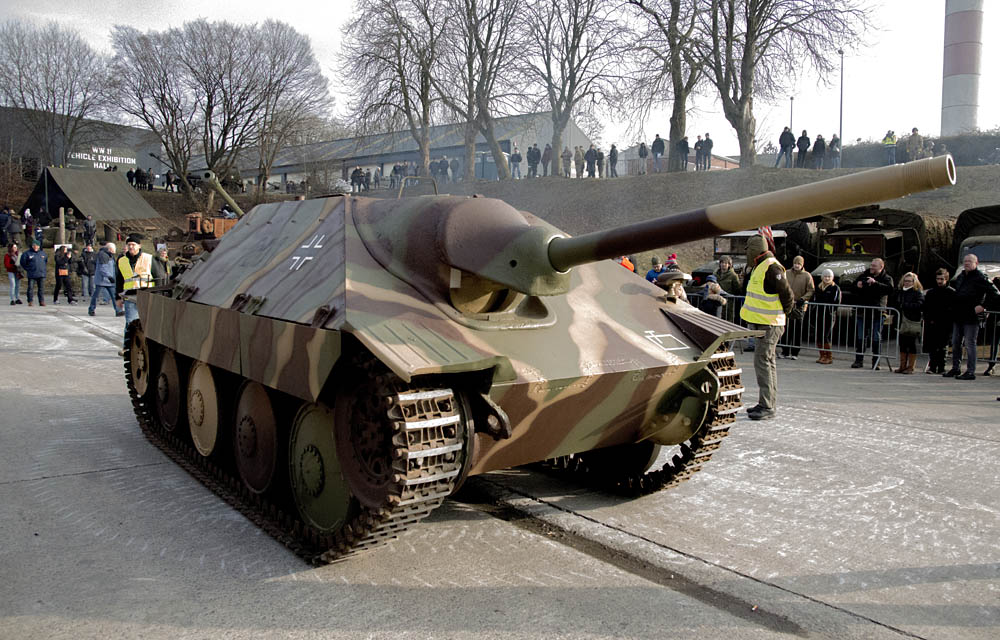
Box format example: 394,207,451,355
686,292,901,368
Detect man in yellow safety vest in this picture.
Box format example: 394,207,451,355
115,233,163,354
740,234,795,420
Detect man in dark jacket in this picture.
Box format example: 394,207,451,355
527,144,540,178
740,234,795,420
608,144,618,177
852,258,894,369
676,137,690,170
922,268,955,374
82,214,97,246
701,133,713,170
651,135,665,172
693,136,704,170
812,135,826,169
0,208,9,247
541,144,552,177
796,131,811,168
77,244,97,301
638,141,648,174
776,127,795,167
510,146,522,179
19,240,47,306
584,145,597,178
943,254,1000,379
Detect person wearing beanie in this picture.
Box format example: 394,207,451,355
812,268,841,364
19,239,47,306
645,256,665,283
780,255,814,359
115,233,163,354
740,234,794,420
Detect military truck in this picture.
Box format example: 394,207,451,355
810,206,954,298
953,206,1000,279
690,221,822,289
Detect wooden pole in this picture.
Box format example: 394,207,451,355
58,207,66,245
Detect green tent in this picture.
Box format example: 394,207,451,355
20,167,161,225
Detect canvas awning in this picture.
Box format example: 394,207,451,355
20,167,161,225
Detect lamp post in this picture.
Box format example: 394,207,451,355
789,96,794,131
838,49,844,165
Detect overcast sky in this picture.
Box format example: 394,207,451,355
2,0,997,156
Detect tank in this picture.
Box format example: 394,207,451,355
122,156,956,563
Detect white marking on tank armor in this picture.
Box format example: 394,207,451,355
711,351,736,359
643,330,689,352
720,388,745,397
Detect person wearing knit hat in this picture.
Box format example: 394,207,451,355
740,234,795,420
115,232,163,355
780,255,815,360
645,256,665,283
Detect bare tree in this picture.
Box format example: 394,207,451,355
178,20,270,207
521,0,628,176
434,0,521,181
113,19,329,206
341,0,448,177
628,0,707,172
254,20,330,197
703,0,871,168
110,26,200,200
0,21,108,167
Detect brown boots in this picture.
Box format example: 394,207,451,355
895,352,917,374
815,343,833,364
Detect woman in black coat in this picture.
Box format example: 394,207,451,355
922,268,955,374
812,269,841,364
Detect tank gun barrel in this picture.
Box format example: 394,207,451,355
202,171,245,218
547,155,956,272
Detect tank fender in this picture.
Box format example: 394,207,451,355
660,305,760,357
138,291,342,402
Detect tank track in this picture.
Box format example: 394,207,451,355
123,320,464,564
536,350,743,497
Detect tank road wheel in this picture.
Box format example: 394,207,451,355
233,381,279,494
187,361,222,457
127,322,153,399
155,350,185,432
288,403,353,532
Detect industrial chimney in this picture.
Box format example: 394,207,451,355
941,0,984,135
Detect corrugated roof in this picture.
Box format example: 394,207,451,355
21,168,161,222
232,112,554,172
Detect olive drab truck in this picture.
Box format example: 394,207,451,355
954,206,1000,279
122,157,957,563
810,206,955,298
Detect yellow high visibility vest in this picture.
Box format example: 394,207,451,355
119,252,153,290
740,256,785,326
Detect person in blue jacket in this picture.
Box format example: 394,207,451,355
19,239,47,306
89,242,122,317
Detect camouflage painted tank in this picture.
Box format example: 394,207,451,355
123,157,955,563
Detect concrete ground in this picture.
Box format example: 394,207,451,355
1,300,997,639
